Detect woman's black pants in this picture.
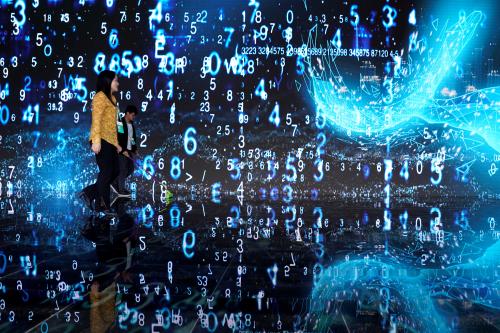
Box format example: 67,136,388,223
83,140,119,209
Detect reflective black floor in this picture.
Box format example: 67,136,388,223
0,191,499,332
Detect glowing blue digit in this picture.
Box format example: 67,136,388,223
265,206,276,227
43,44,52,56
284,206,295,232
94,52,106,74
182,230,195,258
73,77,87,101
205,51,221,76
205,311,218,332
430,157,442,185
223,27,234,48
170,204,180,228
229,205,240,227
24,76,31,91
382,5,397,30
109,53,121,72
162,52,176,75
400,160,409,181
315,107,326,130
316,132,326,156
211,182,221,203
384,159,393,181
56,129,66,150
120,50,133,77
20,255,37,276
155,308,171,330
40,321,48,333
183,127,197,155
109,29,119,49
32,131,40,148
0,82,10,99
313,159,323,182
255,79,267,100
267,160,276,179
132,55,143,73
285,155,297,182
399,210,408,231
142,155,155,180
332,28,341,49
313,207,323,228
229,158,241,180
22,104,39,124
13,0,27,27
267,263,278,286
383,209,391,231
248,0,260,23
170,156,181,180
149,1,163,31
166,80,174,100
430,207,441,233
268,102,280,127
140,204,154,228
384,184,390,207
350,5,359,26
154,29,166,60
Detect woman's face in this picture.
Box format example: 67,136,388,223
111,76,119,93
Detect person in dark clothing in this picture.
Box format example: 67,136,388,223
111,105,138,196
79,70,122,216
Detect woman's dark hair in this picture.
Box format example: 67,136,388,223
125,105,138,115
96,70,116,104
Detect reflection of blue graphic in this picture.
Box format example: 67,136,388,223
309,11,500,152
309,241,500,332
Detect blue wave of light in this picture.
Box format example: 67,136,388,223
309,240,500,332
308,11,500,152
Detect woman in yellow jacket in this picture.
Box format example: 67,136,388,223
81,70,122,215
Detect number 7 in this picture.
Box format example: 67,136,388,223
8,166,15,179
223,27,234,48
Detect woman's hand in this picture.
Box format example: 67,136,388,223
91,142,101,154
117,144,123,153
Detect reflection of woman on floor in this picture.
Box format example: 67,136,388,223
83,206,136,332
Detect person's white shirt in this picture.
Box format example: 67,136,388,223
126,123,133,151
